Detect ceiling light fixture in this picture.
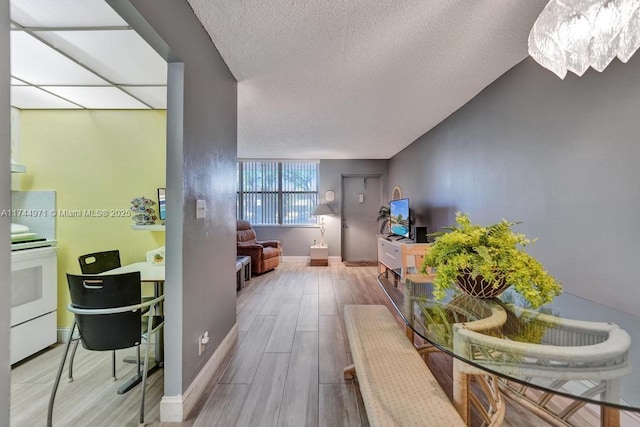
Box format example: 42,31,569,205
528,0,640,79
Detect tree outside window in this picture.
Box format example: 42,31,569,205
237,160,318,226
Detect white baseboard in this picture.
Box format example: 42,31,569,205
281,256,308,263
57,327,71,343
160,323,238,422
282,256,342,265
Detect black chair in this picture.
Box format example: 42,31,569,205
77,250,123,382
77,249,152,379
78,250,121,274
47,272,164,427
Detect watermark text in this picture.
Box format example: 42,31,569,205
1,208,132,218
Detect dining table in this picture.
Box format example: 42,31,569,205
99,261,165,394
377,268,640,427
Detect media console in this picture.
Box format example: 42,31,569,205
377,234,421,275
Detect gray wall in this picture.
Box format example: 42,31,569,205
1,0,11,423
256,159,388,257
389,55,640,316
115,0,238,397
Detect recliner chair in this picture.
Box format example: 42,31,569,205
237,220,281,275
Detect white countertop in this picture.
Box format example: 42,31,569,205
11,240,57,252
100,261,165,282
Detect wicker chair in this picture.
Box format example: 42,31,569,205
400,244,435,285
403,285,507,426
453,305,631,426
400,244,434,343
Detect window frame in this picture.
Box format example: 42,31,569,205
237,159,319,227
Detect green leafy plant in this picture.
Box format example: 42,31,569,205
421,212,562,309
377,204,390,234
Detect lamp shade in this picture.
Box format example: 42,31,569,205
312,203,334,216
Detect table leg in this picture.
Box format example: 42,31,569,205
405,326,414,343
117,362,159,394
120,281,164,392
236,262,243,290
601,406,620,427
601,378,621,427
453,360,470,425
244,261,251,281
155,280,164,366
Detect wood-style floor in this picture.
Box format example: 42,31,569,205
10,261,635,426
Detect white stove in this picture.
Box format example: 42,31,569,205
11,245,58,364
11,239,57,251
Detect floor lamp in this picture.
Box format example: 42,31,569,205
312,203,334,246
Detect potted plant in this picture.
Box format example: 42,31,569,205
421,212,562,309
377,204,390,234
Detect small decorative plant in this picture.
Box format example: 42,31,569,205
377,204,390,234
421,212,562,309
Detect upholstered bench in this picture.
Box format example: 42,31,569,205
343,305,465,426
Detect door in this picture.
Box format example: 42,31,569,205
342,175,383,263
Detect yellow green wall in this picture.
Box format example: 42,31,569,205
18,110,166,327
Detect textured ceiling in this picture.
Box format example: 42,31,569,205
188,0,548,159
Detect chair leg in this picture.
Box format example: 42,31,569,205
112,350,117,381
139,309,155,426
67,334,80,383
48,321,77,427
343,364,356,380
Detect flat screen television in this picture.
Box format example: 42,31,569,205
389,198,410,238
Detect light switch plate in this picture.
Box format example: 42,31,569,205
196,199,206,219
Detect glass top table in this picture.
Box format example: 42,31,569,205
377,269,640,426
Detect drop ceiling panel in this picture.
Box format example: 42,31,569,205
11,31,107,85
45,86,150,109
10,0,127,27
11,77,27,85
11,86,80,109
34,30,167,85
122,86,167,109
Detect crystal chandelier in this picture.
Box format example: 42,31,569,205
528,0,640,79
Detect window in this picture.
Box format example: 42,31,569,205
237,160,319,225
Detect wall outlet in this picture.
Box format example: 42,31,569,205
198,331,209,355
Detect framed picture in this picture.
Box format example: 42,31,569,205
157,188,166,220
